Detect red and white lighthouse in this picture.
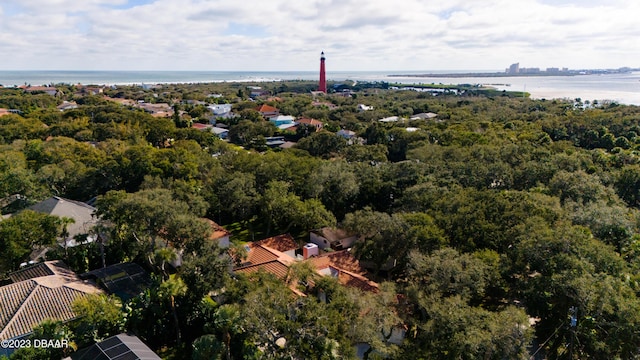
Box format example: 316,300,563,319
318,51,327,93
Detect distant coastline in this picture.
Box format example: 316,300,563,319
1,70,639,105
388,69,638,78
389,72,579,78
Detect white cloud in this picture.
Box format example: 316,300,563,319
0,0,638,70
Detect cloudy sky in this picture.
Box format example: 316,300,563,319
0,0,638,71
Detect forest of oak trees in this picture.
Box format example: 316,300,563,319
2,81,640,359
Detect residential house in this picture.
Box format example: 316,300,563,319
191,123,229,139
379,116,401,123
309,227,357,250
208,103,233,118
269,115,296,130
256,104,280,118
192,123,213,131
67,333,161,360
23,86,58,96
26,196,98,247
409,112,438,120
136,102,173,117
202,218,231,248
265,136,286,147
357,104,373,112
0,261,102,347
252,234,299,258
233,235,300,294
295,118,324,131
84,87,104,96
57,101,78,111
232,234,379,294
248,86,268,98
80,262,151,301
306,250,379,293
74,84,105,96
337,129,356,139
212,127,229,140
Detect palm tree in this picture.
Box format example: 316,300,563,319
153,247,177,280
159,275,187,344
212,304,241,360
58,216,75,261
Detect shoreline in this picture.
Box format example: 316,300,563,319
387,72,630,78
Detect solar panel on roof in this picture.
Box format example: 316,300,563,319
70,334,161,360
104,344,130,358
74,346,109,360
97,336,121,350
112,351,139,360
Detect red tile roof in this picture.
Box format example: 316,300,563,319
234,235,298,281
243,245,280,265
336,268,379,293
234,260,290,280
201,219,231,241
296,118,324,127
233,236,379,294
307,250,379,292
192,123,213,130
256,104,279,114
309,250,367,275
253,234,298,253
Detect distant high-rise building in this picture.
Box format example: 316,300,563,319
318,51,327,93
507,63,520,74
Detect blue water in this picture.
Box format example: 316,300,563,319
0,70,638,105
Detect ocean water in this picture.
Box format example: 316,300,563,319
0,70,638,105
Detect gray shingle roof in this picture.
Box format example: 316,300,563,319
0,261,102,340
27,196,97,242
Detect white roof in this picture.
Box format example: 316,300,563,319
379,116,400,122
278,123,297,130
212,127,229,135
270,115,295,121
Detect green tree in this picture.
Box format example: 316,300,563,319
403,248,532,359
9,320,76,360
71,294,125,347
192,334,224,360
0,210,61,275
307,160,359,219
343,208,409,275
180,240,231,302
159,275,188,344
95,188,207,264
616,165,640,207
296,131,347,158
217,172,260,230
